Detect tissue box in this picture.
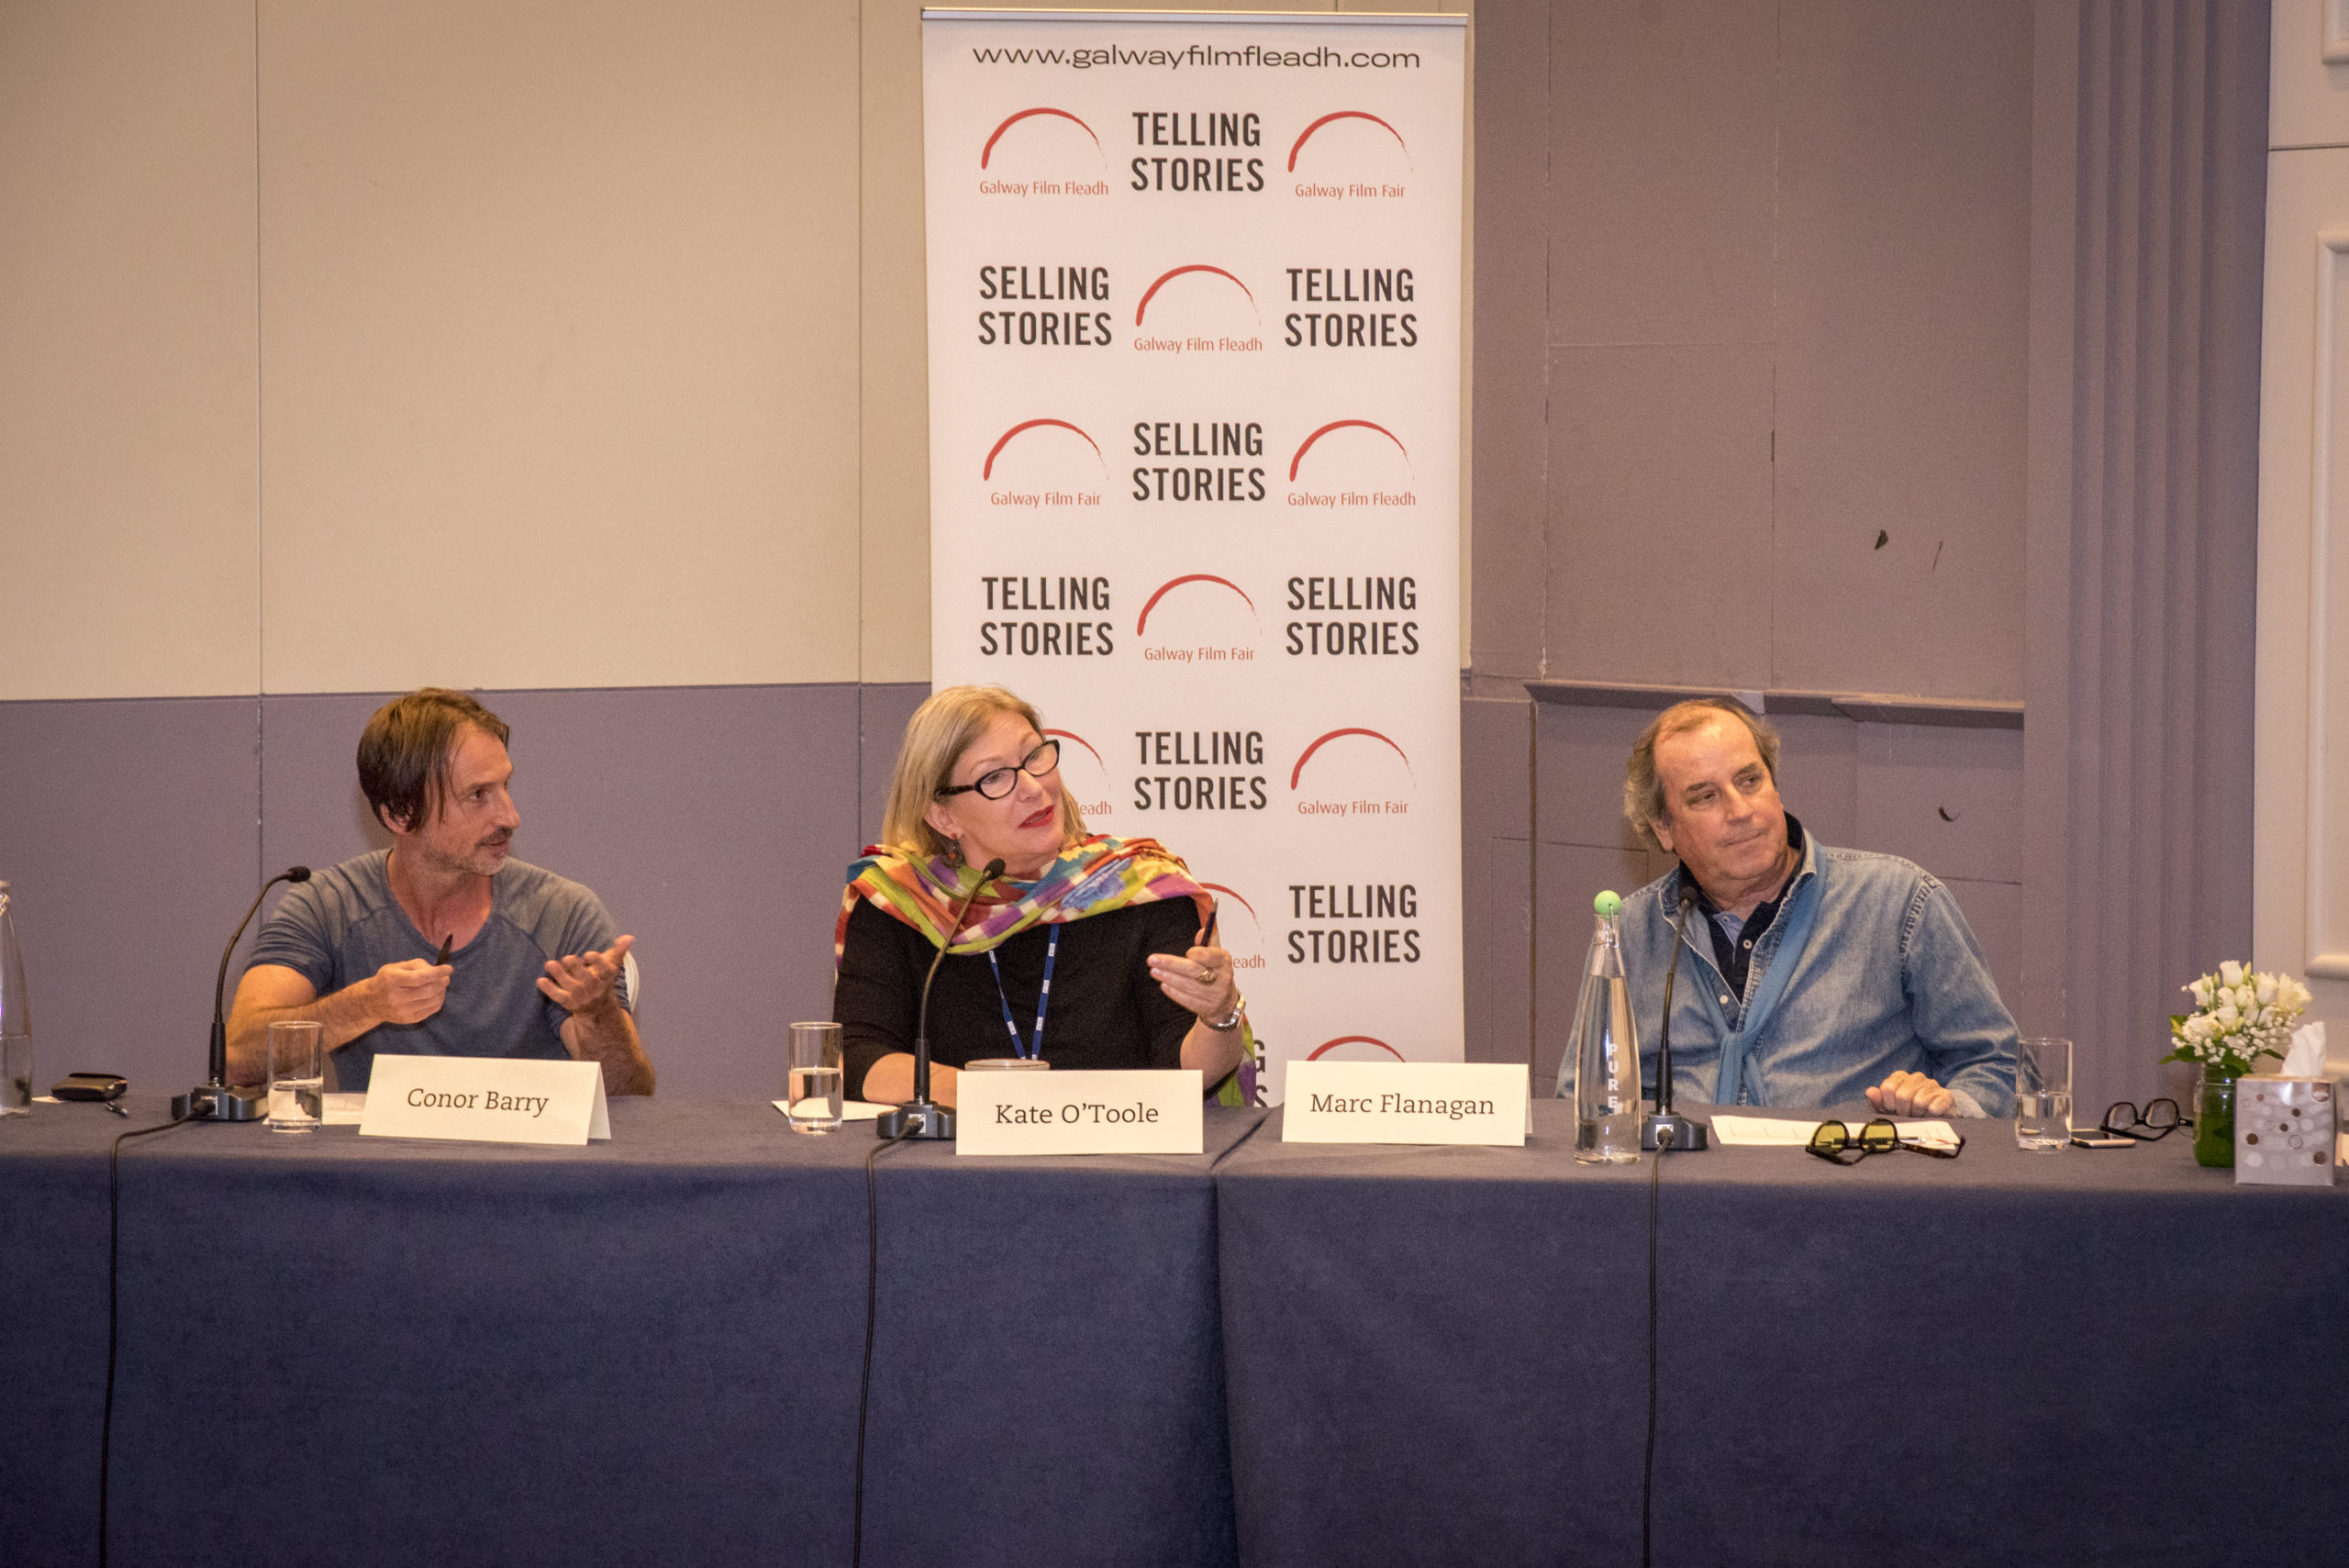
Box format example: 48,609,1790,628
2234,1077,2337,1186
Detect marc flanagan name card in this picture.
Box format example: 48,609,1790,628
1283,1061,1528,1146
360,1055,611,1146
956,1069,1202,1156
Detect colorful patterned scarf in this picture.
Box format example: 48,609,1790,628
835,834,1213,962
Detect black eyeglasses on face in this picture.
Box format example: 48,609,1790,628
935,739,1061,802
2100,1098,2184,1140
1807,1117,1965,1164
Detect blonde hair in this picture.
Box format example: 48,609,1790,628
1623,697,1781,849
880,684,1088,862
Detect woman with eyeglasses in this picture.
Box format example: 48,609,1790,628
834,684,1250,1107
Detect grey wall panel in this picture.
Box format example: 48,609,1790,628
1460,696,1531,1065
1532,699,1653,850
1548,0,1777,348
258,684,862,1098
1852,722,2024,886
857,682,930,850
0,697,259,1094
1547,343,1777,689
1767,712,1859,850
259,692,397,878
1942,877,2024,1037
1770,0,2032,701
1468,0,1553,679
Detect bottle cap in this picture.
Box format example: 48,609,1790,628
1593,890,1620,919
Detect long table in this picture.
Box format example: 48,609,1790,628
1217,1101,2349,1567
7,1095,2345,1567
2,1096,1256,1568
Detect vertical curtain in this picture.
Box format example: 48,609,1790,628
2025,0,2267,1104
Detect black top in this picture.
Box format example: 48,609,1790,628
834,896,1201,1099
1689,813,1809,999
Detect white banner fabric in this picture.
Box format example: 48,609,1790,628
922,9,1467,1101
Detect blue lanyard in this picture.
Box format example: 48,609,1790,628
985,926,1059,1061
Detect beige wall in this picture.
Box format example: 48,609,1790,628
1,0,1468,699
0,0,261,700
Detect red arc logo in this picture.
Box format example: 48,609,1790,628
983,418,1102,480
1134,264,1255,327
1288,420,1412,483
1042,728,1104,769
1287,111,1409,172
981,108,1100,168
1289,728,1413,790
1308,1035,1406,1062
1136,574,1256,636
1199,883,1258,926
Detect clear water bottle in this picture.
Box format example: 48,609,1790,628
0,881,29,1117
1570,890,1642,1164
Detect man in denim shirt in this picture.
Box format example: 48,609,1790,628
1570,697,2016,1118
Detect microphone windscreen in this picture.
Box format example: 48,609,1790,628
286,866,312,882
981,858,1007,879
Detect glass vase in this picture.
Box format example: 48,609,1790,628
2193,1064,2238,1169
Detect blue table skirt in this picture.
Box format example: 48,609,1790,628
1215,1099,2349,1568
2,1095,1259,1568
10,1095,2346,1568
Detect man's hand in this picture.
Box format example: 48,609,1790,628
539,934,633,1018
1866,1069,1956,1118
370,957,452,1025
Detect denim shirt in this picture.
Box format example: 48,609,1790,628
1557,834,2018,1118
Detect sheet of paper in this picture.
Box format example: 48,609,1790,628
1709,1113,1960,1149
323,1093,366,1126
772,1099,889,1122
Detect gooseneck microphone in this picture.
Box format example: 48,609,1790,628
1641,884,1709,1152
875,857,1004,1140
173,866,311,1121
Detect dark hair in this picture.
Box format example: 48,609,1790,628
357,689,510,832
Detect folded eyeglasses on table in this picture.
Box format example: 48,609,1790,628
1807,1117,1966,1164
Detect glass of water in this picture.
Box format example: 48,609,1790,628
266,1020,324,1133
2014,1036,2073,1151
786,1021,843,1133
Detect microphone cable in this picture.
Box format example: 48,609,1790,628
851,1127,914,1568
1641,1120,1674,1568
99,1107,194,1568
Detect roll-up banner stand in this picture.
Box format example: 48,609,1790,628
922,8,1466,1101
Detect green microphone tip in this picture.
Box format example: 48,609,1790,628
1594,890,1621,918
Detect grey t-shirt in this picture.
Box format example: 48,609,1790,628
245,850,629,1091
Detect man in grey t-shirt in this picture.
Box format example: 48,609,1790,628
228,688,653,1095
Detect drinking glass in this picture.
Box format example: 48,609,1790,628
786,1022,843,1133
2015,1036,2073,1151
266,1020,324,1133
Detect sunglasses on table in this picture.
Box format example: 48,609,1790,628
1807,1118,1966,1164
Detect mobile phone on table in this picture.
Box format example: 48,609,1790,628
2069,1129,2133,1149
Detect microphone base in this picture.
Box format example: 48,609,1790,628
874,1101,955,1140
173,1083,269,1122
1642,1112,1709,1152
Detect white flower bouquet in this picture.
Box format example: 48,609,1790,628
2163,960,2313,1077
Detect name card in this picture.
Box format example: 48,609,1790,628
955,1069,1202,1156
360,1055,610,1146
1283,1061,1528,1146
